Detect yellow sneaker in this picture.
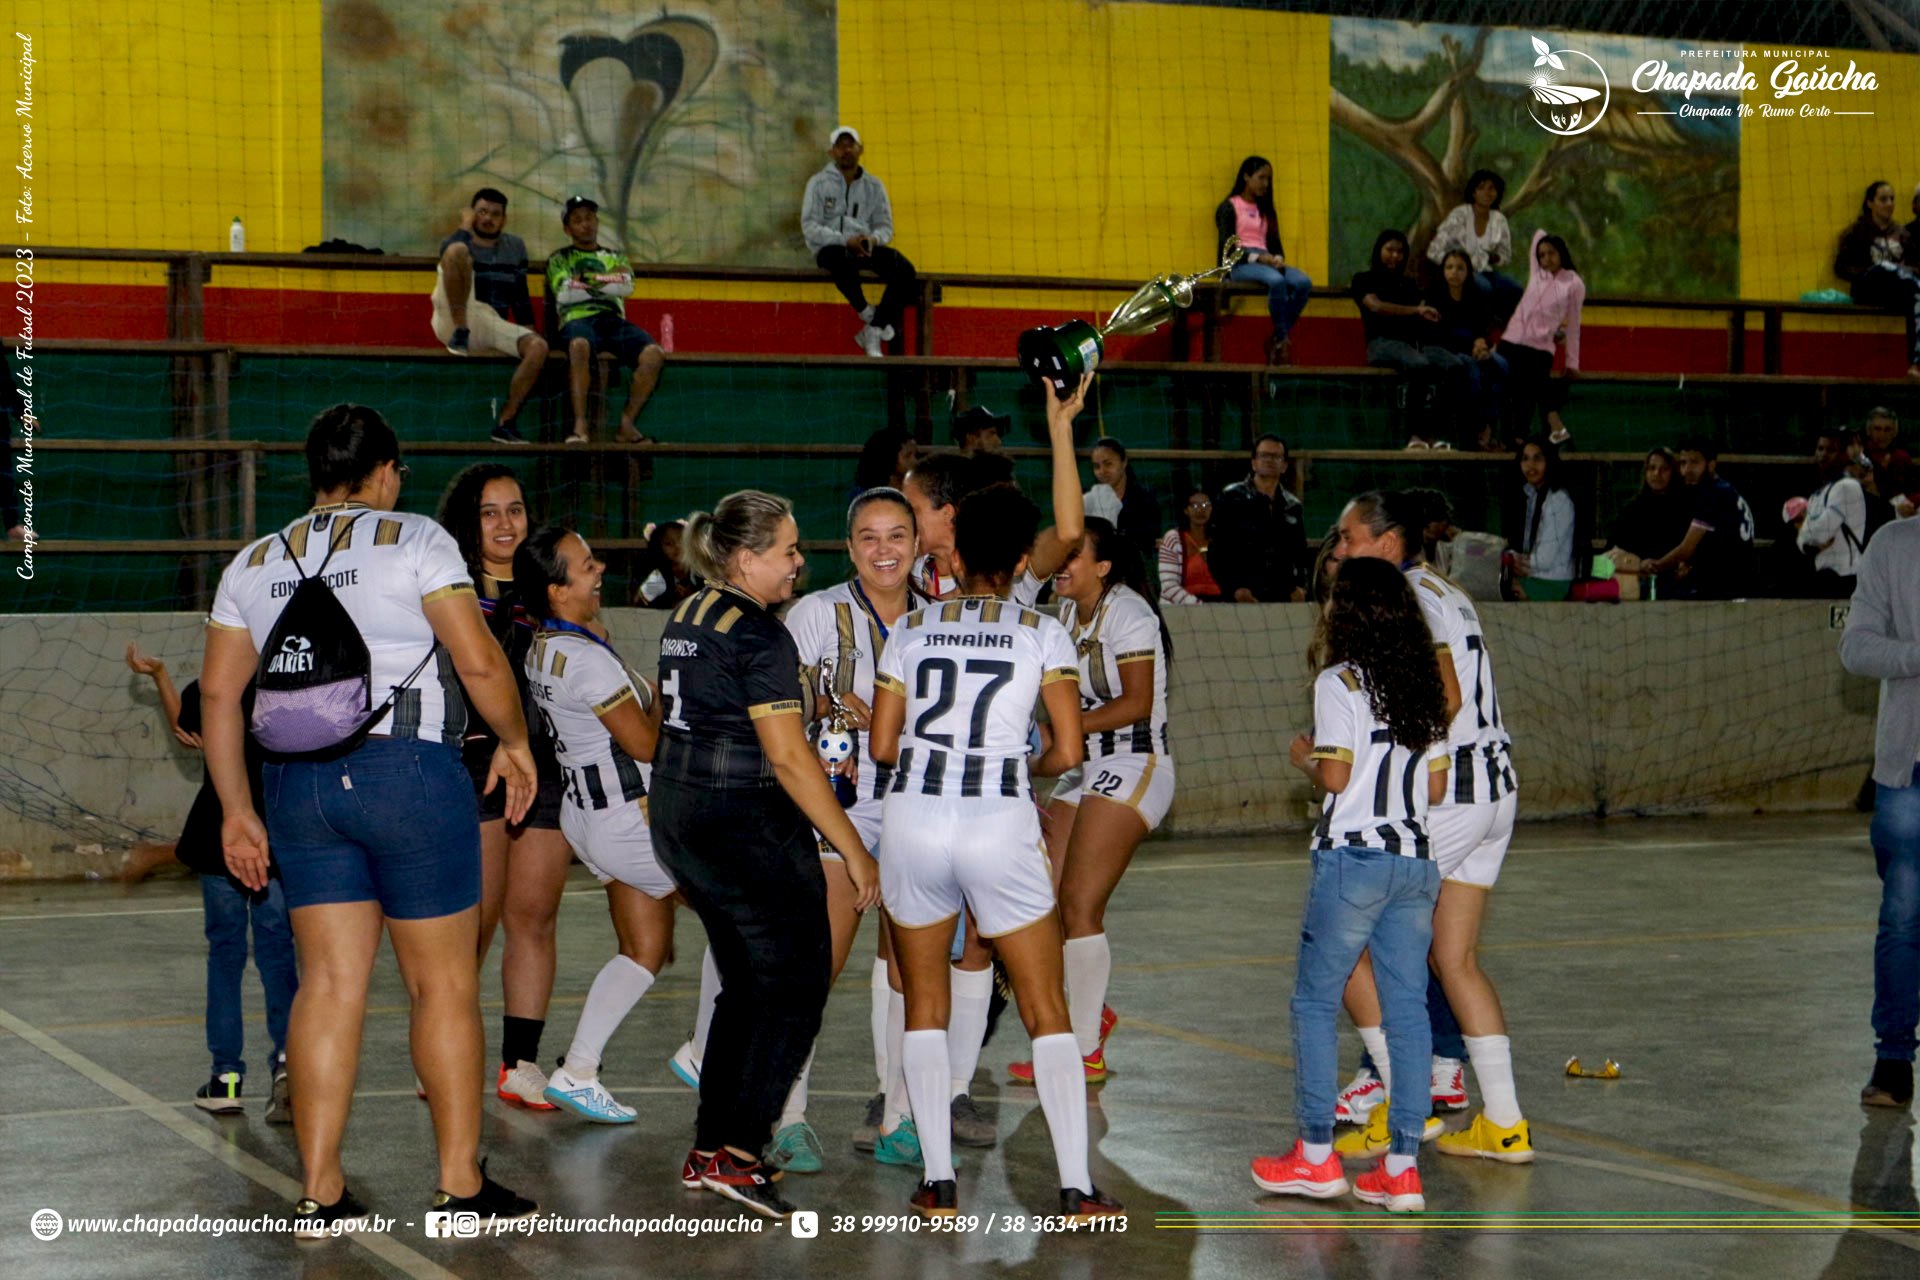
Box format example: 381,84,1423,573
1333,1098,1443,1156
1435,1113,1535,1164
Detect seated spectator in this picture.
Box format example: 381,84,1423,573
1605,448,1690,593
1641,437,1757,599
852,426,918,498
1212,433,1310,603
1861,406,1918,518
802,125,918,358
633,519,696,609
1425,168,1523,322
546,196,665,444
1217,155,1313,365
1793,426,1871,598
1834,180,1920,380
430,188,549,444
950,404,1014,485
1423,248,1506,445
1402,486,1459,563
1497,230,1583,446
1158,487,1223,604
1085,437,1160,567
1352,229,1463,434
1506,436,1578,600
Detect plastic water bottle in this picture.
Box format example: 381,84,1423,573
660,312,675,353
228,216,245,252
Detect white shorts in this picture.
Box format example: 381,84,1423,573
879,794,1056,938
430,273,537,358
560,798,677,899
1048,753,1175,832
1430,790,1518,888
816,796,883,864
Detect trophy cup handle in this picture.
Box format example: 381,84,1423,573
1220,234,1246,271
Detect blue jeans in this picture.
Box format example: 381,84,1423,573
1474,270,1524,324
1873,765,1920,1061
202,873,298,1077
1230,261,1313,337
1292,846,1440,1154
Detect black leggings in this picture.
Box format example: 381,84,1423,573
649,776,830,1155
1500,342,1566,441
1852,264,1920,365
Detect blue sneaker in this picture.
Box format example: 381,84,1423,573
765,1121,824,1173
667,1040,700,1090
543,1067,636,1124
872,1119,959,1170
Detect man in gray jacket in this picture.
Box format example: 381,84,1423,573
1842,511,1920,1108
801,125,917,357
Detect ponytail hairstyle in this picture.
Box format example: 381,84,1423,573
846,485,917,538
513,524,576,623
1344,489,1434,566
305,402,399,494
953,483,1040,588
1309,557,1451,752
682,489,794,586
1081,516,1173,665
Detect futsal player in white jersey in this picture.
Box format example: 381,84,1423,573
512,527,673,1123
870,482,1122,1221
1006,516,1171,1082
1250,555,1452,1215
1331,489,1532,1163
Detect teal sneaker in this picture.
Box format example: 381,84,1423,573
872,1119,959,1170
765,1121,824,1173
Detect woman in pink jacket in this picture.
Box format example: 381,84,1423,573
1496,231,1583,447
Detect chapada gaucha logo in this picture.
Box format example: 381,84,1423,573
1525,35,1609,135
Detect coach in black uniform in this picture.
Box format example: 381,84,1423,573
650,489,880,1219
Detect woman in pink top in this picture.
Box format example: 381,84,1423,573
1216,156,1313,365
1496,231,1583,446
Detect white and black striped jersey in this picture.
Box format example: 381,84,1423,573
525,629,650,811
874,596,1079,799
1015,575,1170,760
209,503,470,746
1406,565,1518,805
909,554,958,602
786,579,929,805
1309,664,1449,857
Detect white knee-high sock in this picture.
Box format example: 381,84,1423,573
779,1043,816,1130
691,945,722,1064
565,954,655,1078
1064,934,1110,1056
1465,1034,1521,1127
870,959,892,1092
947,965,993,1097
882,988,911,1132
903,1030,955,1181
1031,1032,1092,1193
1357,1025,1392,1097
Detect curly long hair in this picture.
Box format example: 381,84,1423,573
1308,557,1450,752
435,462,526,577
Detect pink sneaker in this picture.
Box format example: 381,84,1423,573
1250,1141,1348,1198
1353,1163,1426,1214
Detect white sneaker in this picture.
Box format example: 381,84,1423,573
668,1040,701,1090
879,324,896,342
1335,1067,1384,1125
498,1060,557,1110
543,1066,637,1124
1431,1057,1468,1112
855,324,885,358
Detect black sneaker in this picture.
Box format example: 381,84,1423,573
851,1092,885,1152
911,1178,959,1219
1862,1058,1915,1108
1059,1186,1125,1222
266,1064,293,1125
431,1159,537,1223
698,1149,797,1219
448,327,470,354
490,419,526,444
195,1071,244,1114
292,1188,370,1240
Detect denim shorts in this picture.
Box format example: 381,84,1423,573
263,736,481,920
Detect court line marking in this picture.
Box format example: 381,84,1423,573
1122,1013,1918,1247
0,1001,455,1279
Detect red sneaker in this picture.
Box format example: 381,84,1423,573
497,1062,558,1111
1099,1004,1118,1048
1250,1141,1348,1198
1008,1047,1107,1084
1353,1163,1426,1214
681,1148,711,1189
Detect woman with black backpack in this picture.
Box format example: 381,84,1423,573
200,404,540,1237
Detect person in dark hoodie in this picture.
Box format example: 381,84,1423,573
1352,229,1462,435
1833,179,1920,381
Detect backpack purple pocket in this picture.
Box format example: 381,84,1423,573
251,677,375,756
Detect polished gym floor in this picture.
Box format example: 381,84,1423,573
1,813,1913,1278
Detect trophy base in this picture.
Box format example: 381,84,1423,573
1018,320,1104,400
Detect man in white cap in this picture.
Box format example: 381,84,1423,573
802,125,918,357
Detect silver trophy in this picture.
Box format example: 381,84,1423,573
816,655,858,807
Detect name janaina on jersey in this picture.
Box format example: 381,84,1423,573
923,632,1014,649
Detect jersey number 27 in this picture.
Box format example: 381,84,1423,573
913,658,1014,749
